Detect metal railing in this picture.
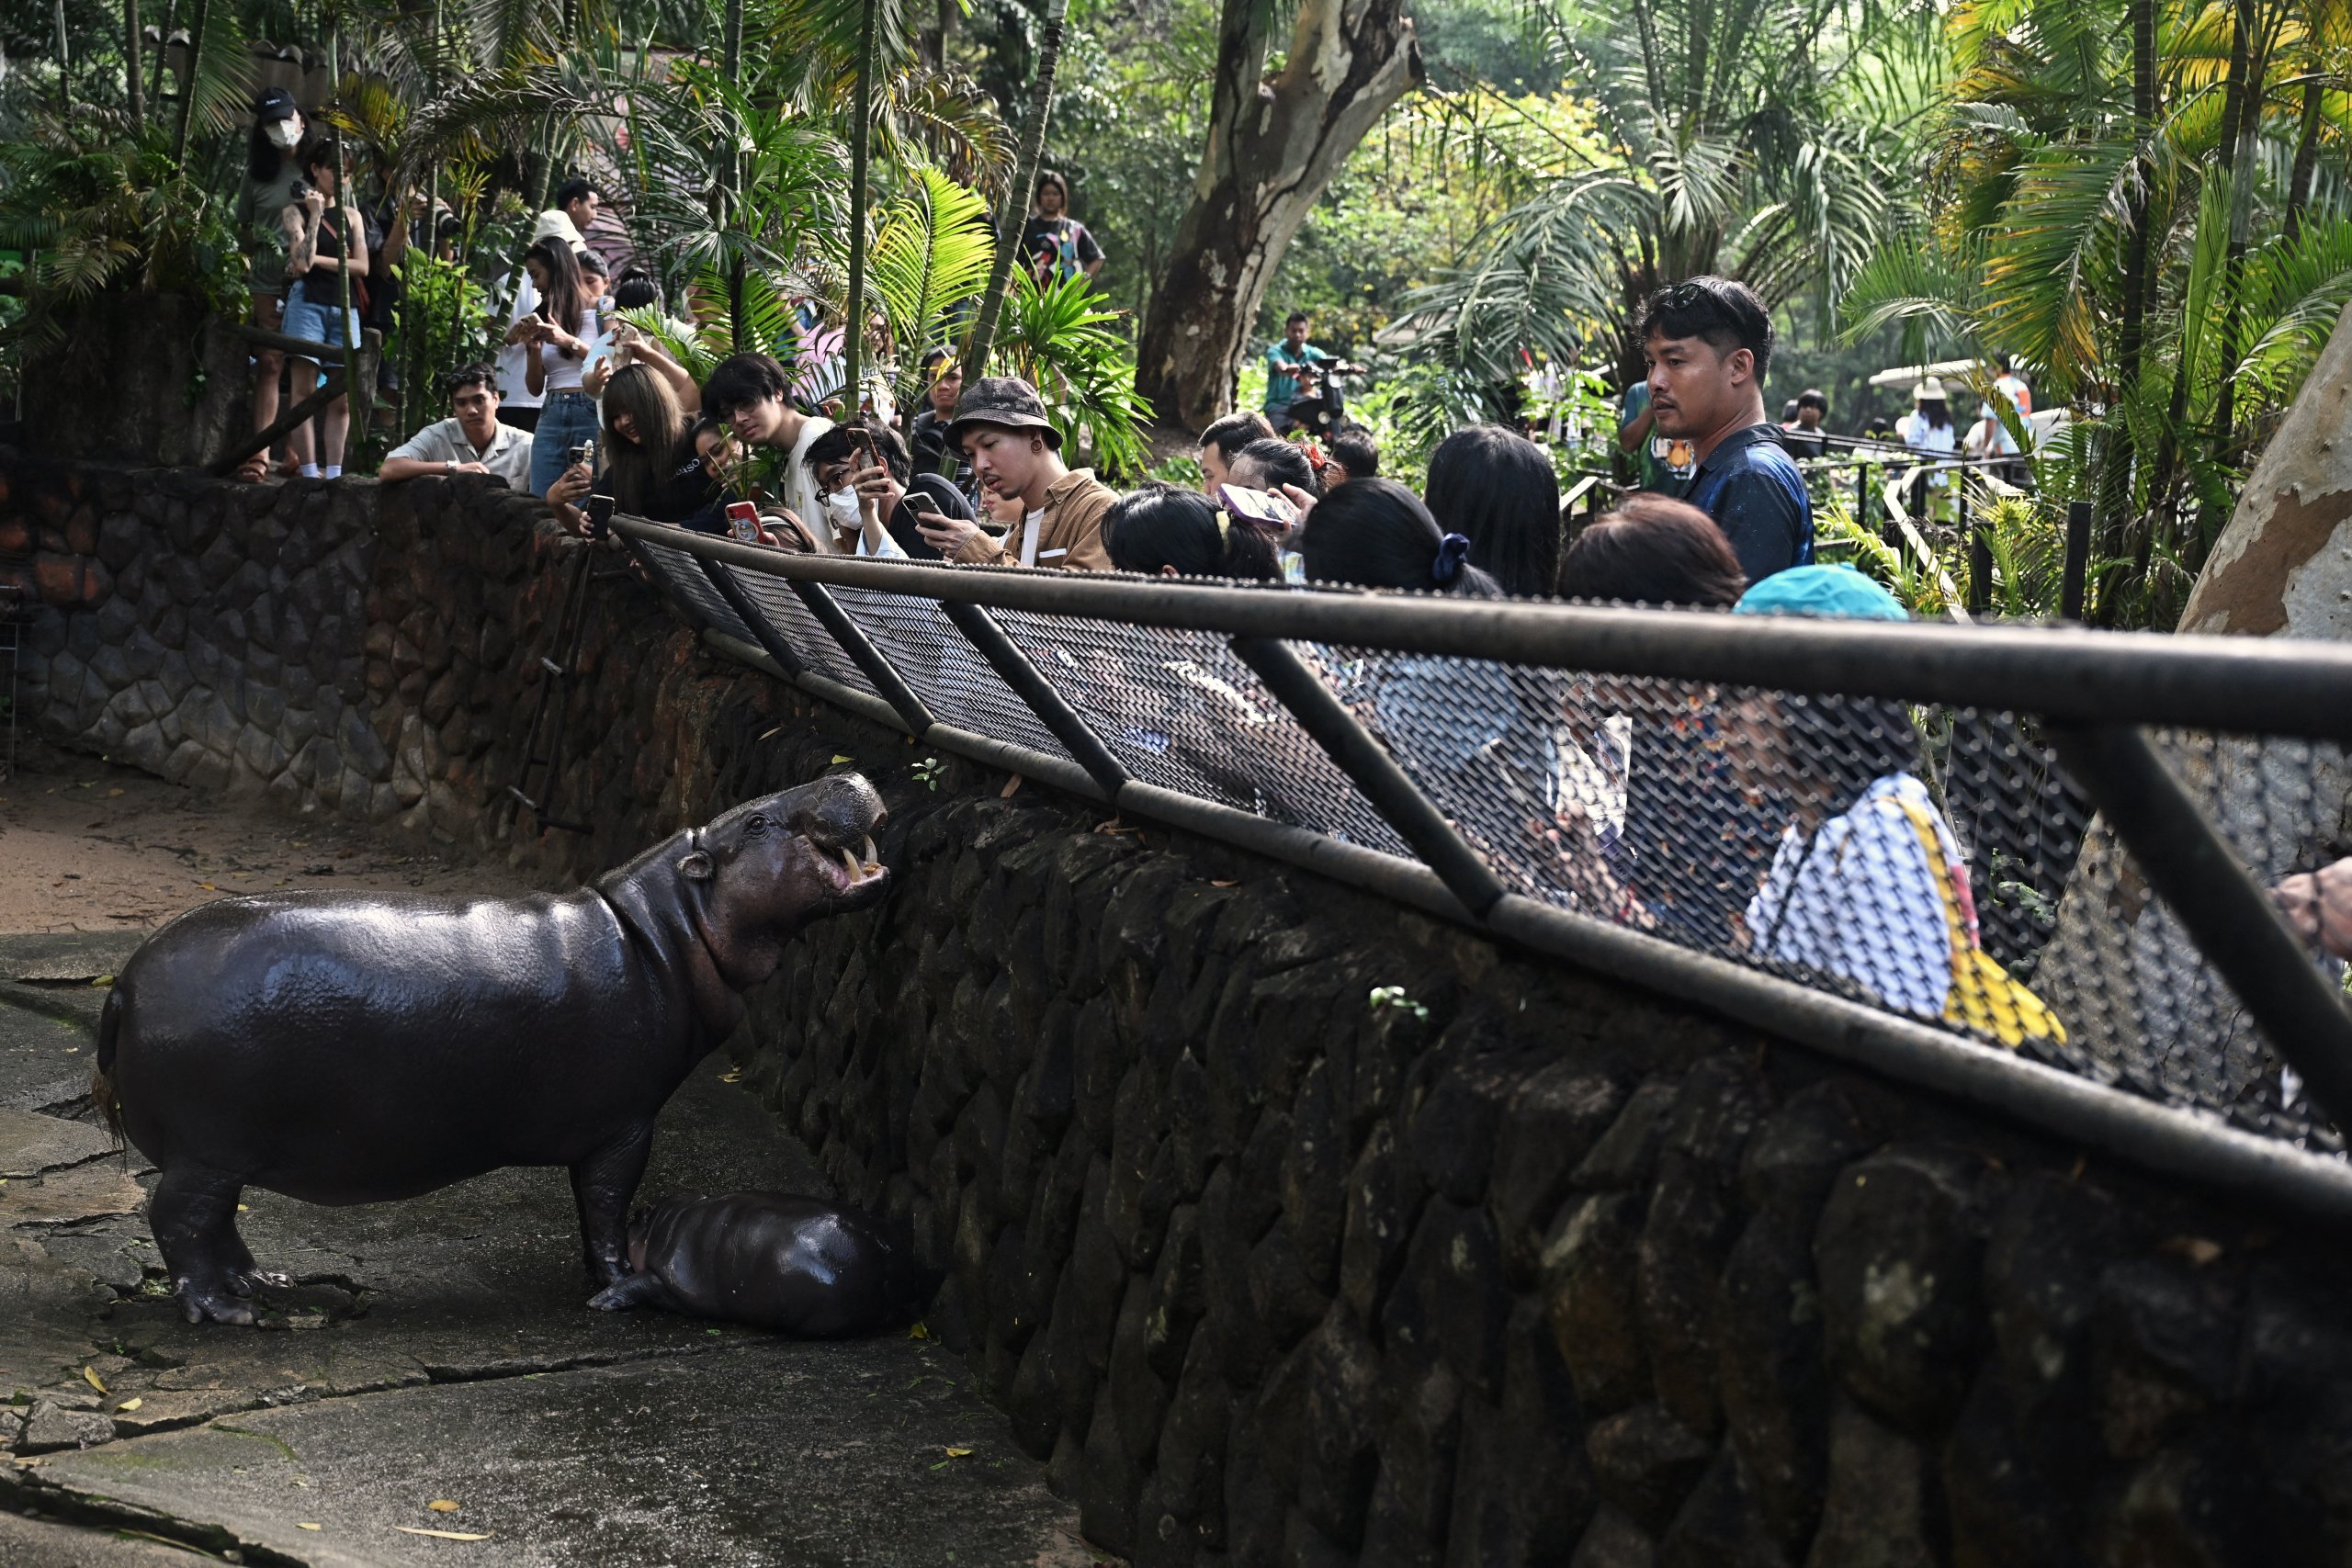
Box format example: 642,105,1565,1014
609,517,2352,1223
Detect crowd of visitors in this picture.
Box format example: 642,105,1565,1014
274,129,2048,1047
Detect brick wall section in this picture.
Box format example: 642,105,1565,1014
10,455,2352,1565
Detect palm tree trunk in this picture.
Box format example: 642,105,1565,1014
2282,75,2323,247
842,0,880,411
125,0,146,134
2209,0,2263,455
723,0,746,349
2093,0,2158,621
957,0,1070,393
172,0,207,162
148,0,173,107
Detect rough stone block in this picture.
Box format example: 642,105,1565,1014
1491,1064,1627,1282
1575,1077,1680,1191
1805,1395,1939,1568
19,1401,115,1454
1541,1191,1649,1416
1815,1148,1994,1435
1584,1404,1711,1533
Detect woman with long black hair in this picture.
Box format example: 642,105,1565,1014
1103,484,1282,581
1425,424,1563,596
278,139,372,479
516,238,599,498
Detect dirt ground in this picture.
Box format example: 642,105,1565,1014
0,734,541,935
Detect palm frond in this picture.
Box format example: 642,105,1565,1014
865,167,994,408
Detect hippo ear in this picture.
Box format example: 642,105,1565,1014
679,850,715,882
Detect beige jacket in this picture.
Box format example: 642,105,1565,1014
952,468,1115,571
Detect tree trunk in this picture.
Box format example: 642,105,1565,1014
842,0,879,405
722,0,746,348
125,0,145,133
171,0,207,161
2283,76,2323,246
2093,0,2158,622
2210,0,2271,456
1134,0,1422,433
2037,299,2352,1097
957,0,1069,390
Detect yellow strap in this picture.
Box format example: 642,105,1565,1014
1883,795,2067,1048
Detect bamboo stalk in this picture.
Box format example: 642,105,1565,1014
842,0,879,411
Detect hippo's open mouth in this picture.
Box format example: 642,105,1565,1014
812,831,886,895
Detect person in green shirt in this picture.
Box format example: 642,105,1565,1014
1262,312,1331,431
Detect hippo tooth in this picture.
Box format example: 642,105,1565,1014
837,846,861,884
861,835,878,871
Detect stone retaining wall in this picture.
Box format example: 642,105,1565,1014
11,455,2352,1566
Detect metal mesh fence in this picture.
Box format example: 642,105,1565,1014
633,536,757,649
825,585,1077,766
989,609,1414,855
616,525,2352,1160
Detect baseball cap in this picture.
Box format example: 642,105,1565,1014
1734,565,1909,622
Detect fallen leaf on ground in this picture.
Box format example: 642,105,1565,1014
428,1500,461,1512
198,883,216,891
107,788,124,797
393,1528,493,1541
1000,773,1023,798
92,974,113,987
1210,880,1238,888
117,1397,143,1412
718,1069,742,1083
298,1523,322,1531
907,1321,930,1339
830,754,854,764
83,1365,107,1394
944,1447,972,1458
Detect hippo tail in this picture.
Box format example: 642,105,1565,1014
92,987,123,1140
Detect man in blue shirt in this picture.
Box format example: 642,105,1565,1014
1639,276,1813,583
1262,312,1330,431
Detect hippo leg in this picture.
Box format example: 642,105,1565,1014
150,1163,260,1326
221,1233,293,1295
569,1122,655,1290
586,1271,668,1313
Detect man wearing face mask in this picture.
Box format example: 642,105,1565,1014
805,421,973,560
800,423,913,558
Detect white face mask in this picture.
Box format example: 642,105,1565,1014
824,488,862,525
266,118,302,150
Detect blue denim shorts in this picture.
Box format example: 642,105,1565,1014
281,280,364,366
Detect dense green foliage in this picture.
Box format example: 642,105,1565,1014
0,0,2345,627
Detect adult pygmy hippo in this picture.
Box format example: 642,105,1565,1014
590,1192,936,1335
94,773,889,1325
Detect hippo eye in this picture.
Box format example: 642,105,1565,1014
745,814,770,835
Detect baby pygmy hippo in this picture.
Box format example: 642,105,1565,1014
589,1192,936,1337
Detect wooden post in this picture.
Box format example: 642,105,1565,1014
2062,499,2092,622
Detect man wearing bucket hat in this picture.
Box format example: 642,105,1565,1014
917,378,1114,570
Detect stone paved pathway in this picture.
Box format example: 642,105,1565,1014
0,931,1092,1567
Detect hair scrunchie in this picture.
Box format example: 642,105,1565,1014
1431,532,1473,586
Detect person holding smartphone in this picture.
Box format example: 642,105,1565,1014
803,423,975,559
517,238,600,499
929,378,1114,570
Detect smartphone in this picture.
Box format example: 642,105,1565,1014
1218,484,1299,528
585,494,615,540
724,501,763,544
900,491,944,521
569,439,596,470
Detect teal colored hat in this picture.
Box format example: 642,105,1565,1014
1734,565,1909,622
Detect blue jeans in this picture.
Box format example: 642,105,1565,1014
530,391,599,500
281,279,363,367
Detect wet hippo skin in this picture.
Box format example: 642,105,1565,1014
95,773,890,1325
593,1192,937,1335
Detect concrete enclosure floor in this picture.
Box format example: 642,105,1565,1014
0,747,1096,1566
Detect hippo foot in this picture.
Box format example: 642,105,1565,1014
176,1280,258,1326
586,1273,662,1313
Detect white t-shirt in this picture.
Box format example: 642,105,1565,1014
783,416,837,549
1896,411,1958,486
1745,773,1962,1023
495,269,542,411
